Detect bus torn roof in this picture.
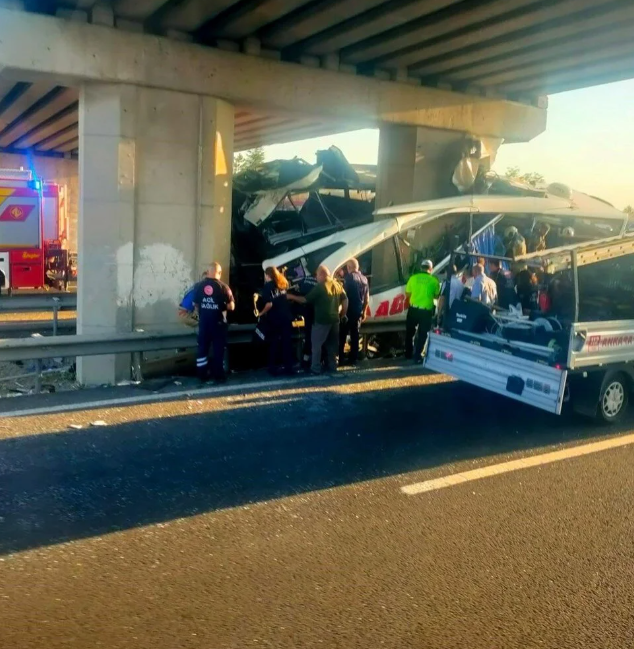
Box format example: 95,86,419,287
374,190,626,222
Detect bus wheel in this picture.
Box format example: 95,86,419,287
598,373,629,424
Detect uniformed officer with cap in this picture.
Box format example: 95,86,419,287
405,258,440,363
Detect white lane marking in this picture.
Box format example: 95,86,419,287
0,375,328,419
401,433,634,495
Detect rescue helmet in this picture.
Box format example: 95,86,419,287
504,226,518,239
562,226,575,237
420,259,433,270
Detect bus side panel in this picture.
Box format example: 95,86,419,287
424,333,567,414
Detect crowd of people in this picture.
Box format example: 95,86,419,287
178,258,371,384
440,253,562,324
178,226,569,384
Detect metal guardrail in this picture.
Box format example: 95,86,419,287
0,319,76,335
0,294,77,313
0,320,405,393
0,320,403,364
0,294,77,337
0,330,197,363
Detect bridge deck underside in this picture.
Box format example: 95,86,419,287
0,82,353,158
3,0,634,157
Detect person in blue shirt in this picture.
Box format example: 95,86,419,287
339,258,368,365
260,266,295,376
179,271,207,327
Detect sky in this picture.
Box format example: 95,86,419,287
263,78,634,211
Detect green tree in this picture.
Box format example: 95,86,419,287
233,147,265,174
624,205,634,217
504,166,545,187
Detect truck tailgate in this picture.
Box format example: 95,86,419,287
424,332,567,414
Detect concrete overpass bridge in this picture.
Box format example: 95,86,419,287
2,0,633,158
0,1,631,384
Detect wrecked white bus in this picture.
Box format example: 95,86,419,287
265,187,628,327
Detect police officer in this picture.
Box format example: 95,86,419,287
339,258,369,366
405,259,440,363
193,262,235,383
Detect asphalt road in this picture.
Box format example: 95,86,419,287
1,361,634,648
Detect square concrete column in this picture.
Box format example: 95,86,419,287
375,125,418,210
376,125,503,209
77,84,234,386
375,125,468,208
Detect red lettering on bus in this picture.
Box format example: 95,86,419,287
389,294,405,315
375,301,389,317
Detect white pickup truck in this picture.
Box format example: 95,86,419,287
425,234,634,423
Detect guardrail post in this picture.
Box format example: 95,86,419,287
52,297,60,336
223,347,230,375
131,352,143,382
34,359,42,394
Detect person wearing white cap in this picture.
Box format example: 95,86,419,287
405,258,440,363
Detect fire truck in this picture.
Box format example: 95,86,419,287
0,168,70,293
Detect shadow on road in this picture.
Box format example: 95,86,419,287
1,373,632,555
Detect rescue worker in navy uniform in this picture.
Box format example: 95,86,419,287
339,258,369,365
260,266,295,376
193,262,235,383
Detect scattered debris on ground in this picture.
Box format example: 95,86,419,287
0,359,78,397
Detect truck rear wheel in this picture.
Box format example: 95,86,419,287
597,373,629,424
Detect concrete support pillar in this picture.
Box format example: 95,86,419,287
375,125,503,209
375,125,418,209
373,125,501,281
77,84,234,386
411,127,470,202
